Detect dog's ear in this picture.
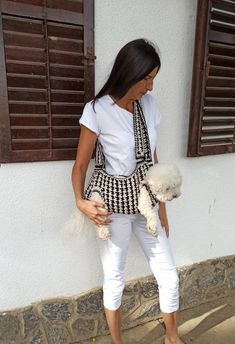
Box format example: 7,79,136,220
147,178,165,193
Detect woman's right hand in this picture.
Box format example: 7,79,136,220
77,199,112,226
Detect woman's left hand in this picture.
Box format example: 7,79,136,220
158,202,169,237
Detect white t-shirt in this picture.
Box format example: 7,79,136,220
79,93,161,176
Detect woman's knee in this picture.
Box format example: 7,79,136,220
159,269,179,291
103,276,125,310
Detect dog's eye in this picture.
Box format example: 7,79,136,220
166,187,170,191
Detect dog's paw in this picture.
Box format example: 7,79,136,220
147,220,158,237
96,225,112,240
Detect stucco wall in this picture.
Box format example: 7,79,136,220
0,0,234,311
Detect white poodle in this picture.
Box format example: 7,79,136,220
64,164,182,240
138,164,182,236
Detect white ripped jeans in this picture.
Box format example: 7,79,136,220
97,212,179,313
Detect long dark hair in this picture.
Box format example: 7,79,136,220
92,38,161,107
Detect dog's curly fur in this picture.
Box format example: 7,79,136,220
64,164,182,240
138,164,182,236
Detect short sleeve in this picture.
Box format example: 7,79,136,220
79,101,99,135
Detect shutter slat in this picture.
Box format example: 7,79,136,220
203,118,235,125
209,41,235,56
210,28,235,44
50,64,84,78
212,0,235,15
12,0,83,13
208,54,235,67
202,128,234,135
211,12,235,27
201,137,233,144
50,78,84,91
51,91,84,103
47,0,83,13
209,65,235,77
52,127,80,138
4,31,44,48
49,51,83,66
9,103,47,114
52,138,79,149
2,16,43,35
5,46,46,62
12,139,49,150
49,38,83,53
12,0,44,5
7,75,47,88
10,115,48,126
7,61,46,75
47,22,83,40
52,116,80,126
205,97,235,106
8,89,47,102
12,128,49,139
207,76,235,87
204,107,235,116
51,104,84,115
205,86,235,97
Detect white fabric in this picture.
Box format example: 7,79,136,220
79,93,161,176
97,212,179,313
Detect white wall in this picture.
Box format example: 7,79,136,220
0,0,234,311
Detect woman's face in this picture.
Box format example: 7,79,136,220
125,67,158,101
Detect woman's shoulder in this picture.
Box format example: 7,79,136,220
84,95,110,111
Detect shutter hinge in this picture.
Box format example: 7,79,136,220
84,48,96,65
205,60,211,80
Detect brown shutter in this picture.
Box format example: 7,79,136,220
0,0,94,163
187,0,235,157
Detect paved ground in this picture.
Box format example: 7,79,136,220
93,295,235,343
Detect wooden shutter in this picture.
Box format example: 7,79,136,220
0,0,94,163
187,0,235,157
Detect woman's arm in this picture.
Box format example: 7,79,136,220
154,148,169,237
72,125,97,206
72,125,110,226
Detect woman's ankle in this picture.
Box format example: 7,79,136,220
165,335,184,344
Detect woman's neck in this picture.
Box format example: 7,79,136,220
111,95,134,113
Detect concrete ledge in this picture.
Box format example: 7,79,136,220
0,255,234,343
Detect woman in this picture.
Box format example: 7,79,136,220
72,39,184,344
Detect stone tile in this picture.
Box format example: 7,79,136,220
30,329,47,344
228,271,235,289
44,322,71,344
139,279,159,299
123,299,160,330
23,307,40,337
76,290,103,315
121,294,140,315
181,276,202,308
123,281,140,294
41,302,72,321
71,318,98,341
205,283,229,300
0,313,20,342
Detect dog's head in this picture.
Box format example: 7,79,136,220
145,164,182,202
